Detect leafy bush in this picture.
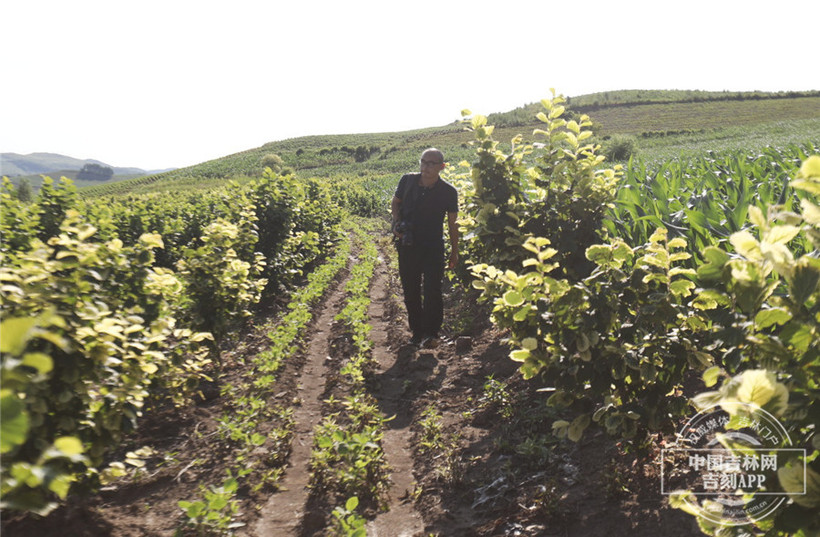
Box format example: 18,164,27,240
1,213,209,513
260,153,284,173
1,178,40,254
472,229,707,443
176,217,266,357
0,170,344,515
36,176,77,243
602,135,638,162
460,91,622,279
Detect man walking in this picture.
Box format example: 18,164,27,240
391,148,459,348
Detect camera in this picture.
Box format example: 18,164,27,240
394,221,413,246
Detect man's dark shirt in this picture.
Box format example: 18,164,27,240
395,173,458,248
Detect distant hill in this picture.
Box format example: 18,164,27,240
0,152,172,178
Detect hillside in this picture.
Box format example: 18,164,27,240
55,90,820,197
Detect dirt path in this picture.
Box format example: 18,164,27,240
364,250,425,537
249,236,427,537
247,269,352,536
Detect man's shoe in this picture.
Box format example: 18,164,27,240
421,336,439,349
409,334,423,346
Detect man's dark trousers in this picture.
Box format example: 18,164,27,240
397,243,445,339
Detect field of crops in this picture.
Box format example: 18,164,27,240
2,91,820,536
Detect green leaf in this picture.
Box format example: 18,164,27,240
513,306,530,322
551,420,570,437
789,258,820,305
640,361,657,381
702,366,722,388
21,353,53,375
730,230,762,261
48,474,74,500
181,500,206,518
586,244,612,264
139,232,164,249
1,390,29,453
125,456,146,468
54,436,84,456
670,279,695,297
733,370,779,408
692,289,725,310
691,390,722,411
791,179,820,195
688,351,713,369
503,290,524,307
649,228,668,243
696,247,730,280
748,205,766,228
754,307,792,330
763,225,800,246
778,464,820,508
519,360,540,380
798,155,820,179
800,199,820,225
77,224,97,241
668,491,701,517
345,496,359,511
567,414,590,442
0,317,38,355
779,320,814,352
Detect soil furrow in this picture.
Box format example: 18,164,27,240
366,248,426,537
248,268,352,536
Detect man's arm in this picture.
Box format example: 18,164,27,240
447,211,459,269
391,196,402,237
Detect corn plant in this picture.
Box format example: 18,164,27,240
604,144,815,265
669,156,820,534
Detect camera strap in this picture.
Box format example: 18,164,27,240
399,176,423,223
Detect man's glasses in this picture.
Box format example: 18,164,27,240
420,159,443,166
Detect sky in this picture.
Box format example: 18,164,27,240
2,0,818,171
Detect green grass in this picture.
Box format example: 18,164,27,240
630,118,820,165
569,89,820,107
586,96,820,136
